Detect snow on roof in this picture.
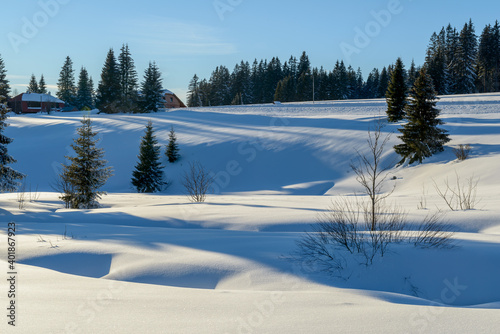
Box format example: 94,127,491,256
22,93,64,104
161,89,174,95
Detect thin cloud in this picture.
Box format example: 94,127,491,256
124,17,237,56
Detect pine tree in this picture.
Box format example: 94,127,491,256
57,56,76,106
452,20,478,94
166,126,180,163
76,67,93,110
140,61,163,112
0,91,24,192
394,67,450,165
61,117,113,208
118,44,139,112
187,74,202,107
96,49,121,113
296,52,312,101
131,121,165,193
378,66,390,98
386,58,407,122
28,74,39,93
407,59,418,88
0,55,10,100
425,29,449,95
38,74,47,94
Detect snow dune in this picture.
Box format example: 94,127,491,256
1,93,500,333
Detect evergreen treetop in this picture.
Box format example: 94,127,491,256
394,67,450,165
57,56,76,105
166,126,180,163
131,121,165,193
61,116,113,208
386,57,407,122
96,49,121,113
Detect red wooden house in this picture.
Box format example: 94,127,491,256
161,89,186,109
8,93,65,114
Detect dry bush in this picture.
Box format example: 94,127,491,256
182,161,214,203
453,144,471,161
411,211,455,248
433,172,480,211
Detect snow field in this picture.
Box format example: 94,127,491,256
1,93,500,333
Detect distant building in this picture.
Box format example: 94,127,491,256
8,93,65,114
160,89,186,109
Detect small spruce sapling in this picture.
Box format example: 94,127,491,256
166,126,180,163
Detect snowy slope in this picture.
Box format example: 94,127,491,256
1,93,500,333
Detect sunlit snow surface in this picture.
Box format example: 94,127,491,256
1,93,500,333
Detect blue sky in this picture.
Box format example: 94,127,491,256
1,0,499,101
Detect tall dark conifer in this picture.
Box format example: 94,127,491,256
28,74,39,93
0,55,10,100
61,117,113,208
386,58,407,122
118,44,138,112
0,90,24,192
76,67,93,110
166,126,180,163
38,75,47,94
57,56,76,106
140,61,163,112
394,67,450,165
96,49,121,113
131,121,165,193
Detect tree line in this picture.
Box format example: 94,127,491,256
187,19,500,107
0,44,165,113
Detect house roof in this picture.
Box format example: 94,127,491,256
160,89,174,95
21,93,64,104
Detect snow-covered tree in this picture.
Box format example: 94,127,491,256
0,93,24,192
60,117,113,208
131,121,165,192
57,56,76,106
166,126,180,163
140,61,163,112
386,57,407,122
96,49,121,113
394,67,450,165
28,74,39,93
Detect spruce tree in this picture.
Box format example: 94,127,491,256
140,62,163,112
166,126,180,163
61,117,113,208
131,121,165,193
118,44,138,112
96,49,121,113
28,74,39,93
76,67,93,110
386,57,407,122
57,56,76,106
452,20,478,94
394,67,450,165
0,93,24,192
38,75,47,94
187,74,202,107
0,55,10,100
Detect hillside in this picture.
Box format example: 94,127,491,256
1,93,500,333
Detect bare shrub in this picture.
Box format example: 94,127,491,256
17,179,26,210
433,172,480,211
411,211,455,248
182,161,214,203
453,144,471,161
51,172,76,209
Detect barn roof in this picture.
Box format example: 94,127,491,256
21,93,64,104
